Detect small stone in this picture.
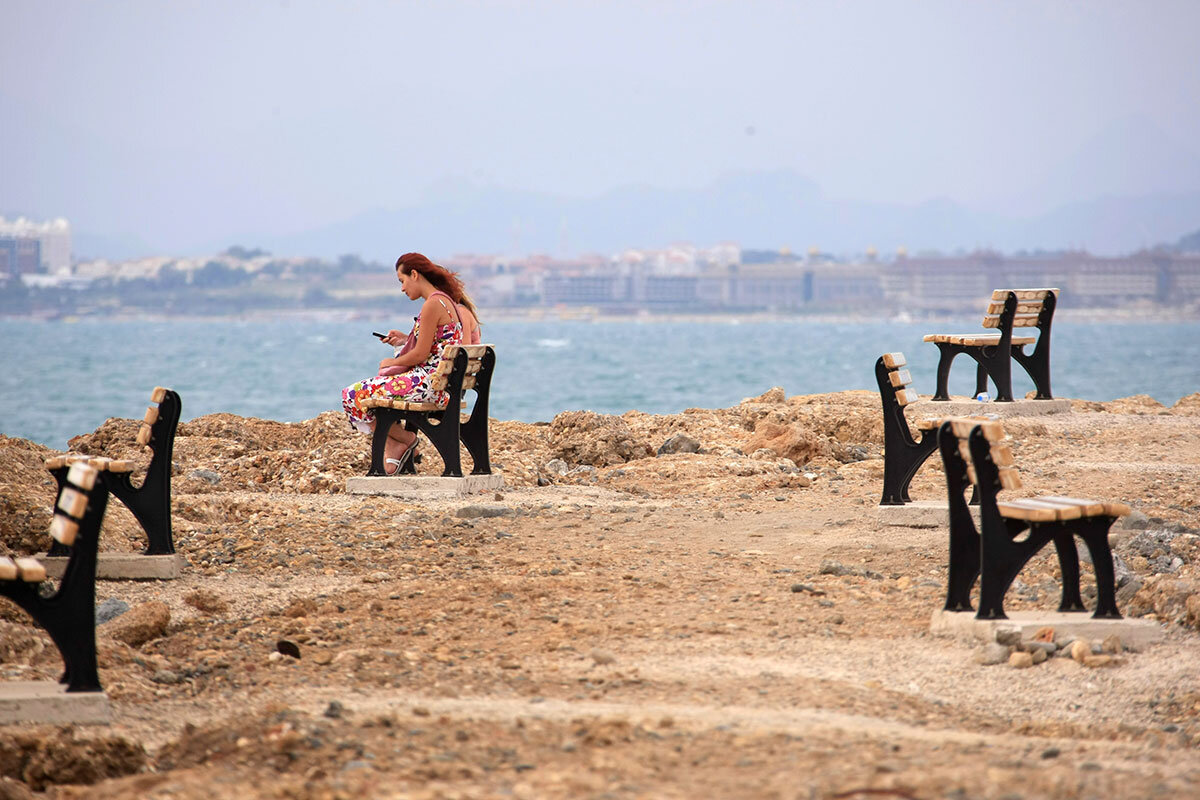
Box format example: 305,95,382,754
544,459,569,476
1042,747,1060,759
1122,510,1151,530
151,669,182,685
790,583,825,595
1101,634,1124,654
412,706,431,717
1025,640,1056,657
1083,654,1115,668
312,651,333,665
1033,626,1056,643
590,648,617,666
456,504,512,519
106,601,170,647
1030,648,1048,665
189,468,220,485
1070,639,1092,663
95,598,130,625
995,627,1022,646
362,571,390,584
657,434,701,456
973,643,1010,666
829,614,844,625
183,589,227,614
323,701,345,719
1009,651,1034,669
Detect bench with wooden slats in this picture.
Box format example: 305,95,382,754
1,462,109,692
937,417,1128,620
363,344,497,478
45,386,181,559
877,351,951,505
924,288,1059,402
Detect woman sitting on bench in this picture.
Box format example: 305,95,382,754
341,253,479,474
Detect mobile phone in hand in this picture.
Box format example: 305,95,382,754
372,331,388,340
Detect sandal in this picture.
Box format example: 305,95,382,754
384,443,415,476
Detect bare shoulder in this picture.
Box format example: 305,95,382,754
419,296,453,326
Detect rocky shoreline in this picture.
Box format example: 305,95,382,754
2,388,1200,798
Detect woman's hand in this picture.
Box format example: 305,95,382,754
383,329,407,346
379,358,399,370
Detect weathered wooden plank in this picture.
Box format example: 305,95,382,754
16,557,46,583
50,515,79,546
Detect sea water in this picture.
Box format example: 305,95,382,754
1,316,1197,449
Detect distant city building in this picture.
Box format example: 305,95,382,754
0,217,72,273
0,237,40,275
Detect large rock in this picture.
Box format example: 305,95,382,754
548,411,650,467
744,420,823,467
105,601,170,647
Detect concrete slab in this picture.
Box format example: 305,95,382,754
0,682,111,725
930,608,1165,649
346,473,506,499
915,397,1072,418
876,501,981,529
39,553,184,581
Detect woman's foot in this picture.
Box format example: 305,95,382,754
384,441,414,475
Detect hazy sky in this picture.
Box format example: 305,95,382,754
4,0,1200,255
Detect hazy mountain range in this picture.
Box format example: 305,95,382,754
55,113,1200,261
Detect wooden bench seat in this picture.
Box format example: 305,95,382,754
1,462,109,691
925,288,1058,402
363,344,496,478
44,455,135,473
937,417,1128,620
45,387,180,559
922,333,1037,347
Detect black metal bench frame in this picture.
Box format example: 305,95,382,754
876,355,939,505
366,346,496,478
938,421,1121,620
48,389,180,557
929,290,1056,403
1,472,109,692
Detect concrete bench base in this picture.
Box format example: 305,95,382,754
0,681,111,725
346,473,506,499
38,552,184,581
919,397,1071,417
876,501,981,529
930,608,1164,650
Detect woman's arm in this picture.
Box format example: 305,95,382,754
378,299,449,369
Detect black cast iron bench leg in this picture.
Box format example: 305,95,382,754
1,476,108,692
460,347,495,475
877,356,937,505
1010,291,1056,399
47,389,180,557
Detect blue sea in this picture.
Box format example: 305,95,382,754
1,316,1197,449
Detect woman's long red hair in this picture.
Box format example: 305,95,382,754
396,253,466,302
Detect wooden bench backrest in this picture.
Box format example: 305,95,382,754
981,288,1059,330
135,386,171,446
941,416,1022,490
0,463,98,583
880,352,919,407
430,344,493,393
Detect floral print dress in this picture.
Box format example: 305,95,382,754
341,310,464,434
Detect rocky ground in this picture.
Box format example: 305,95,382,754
1,388,1199,799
